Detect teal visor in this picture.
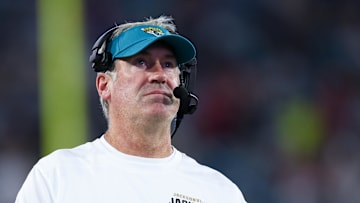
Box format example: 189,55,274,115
108,25,196,64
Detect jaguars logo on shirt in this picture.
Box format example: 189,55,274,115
169,193,203,203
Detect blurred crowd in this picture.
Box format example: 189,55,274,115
1,0,359,202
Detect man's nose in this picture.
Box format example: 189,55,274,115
149,61,167,84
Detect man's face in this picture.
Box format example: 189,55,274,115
105,42,181,123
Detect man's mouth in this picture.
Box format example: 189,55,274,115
144,90,172,98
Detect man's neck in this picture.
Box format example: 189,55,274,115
104,121,173,158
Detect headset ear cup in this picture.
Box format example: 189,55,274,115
90,49,104,71
90,44,113,72
187,92,198,114
92,51,113,72
89,49,98,65
90,26,118,72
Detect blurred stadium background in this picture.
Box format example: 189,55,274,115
1,0,360,202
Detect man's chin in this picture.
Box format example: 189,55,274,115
143,104,177,119
144,94,173,105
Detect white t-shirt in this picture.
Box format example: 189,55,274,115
16,136,246,203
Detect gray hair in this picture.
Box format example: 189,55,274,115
99,15,178,121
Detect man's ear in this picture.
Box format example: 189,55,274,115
96,73,112,100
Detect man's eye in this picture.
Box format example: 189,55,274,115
137,59,146,65
164,61,176,68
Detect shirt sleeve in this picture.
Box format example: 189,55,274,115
15,164,53,203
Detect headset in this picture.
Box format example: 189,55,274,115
89,26,119,72
89,26,199,137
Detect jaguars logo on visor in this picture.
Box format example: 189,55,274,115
141,27,165,37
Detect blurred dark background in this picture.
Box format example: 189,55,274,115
1,0,360,202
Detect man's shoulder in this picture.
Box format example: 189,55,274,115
36,138,101,169
176,150,246,201
177,151,237,187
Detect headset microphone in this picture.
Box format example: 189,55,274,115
171,86,198,138
173,86,190,114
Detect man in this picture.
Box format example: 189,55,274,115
16,16,247,202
